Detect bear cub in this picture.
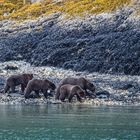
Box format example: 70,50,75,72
59,84,86,102
24,78,56,99
56,77,95,100
4,74,33,93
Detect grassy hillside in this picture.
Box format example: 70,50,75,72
0,0,131,20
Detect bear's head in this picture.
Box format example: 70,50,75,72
79,90,86,98
86,81,95,93
44,79,56,91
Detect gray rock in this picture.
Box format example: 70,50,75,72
4,65,18,70
96,90,110,98
0,8,139,75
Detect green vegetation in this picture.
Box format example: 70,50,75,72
0,0,131,20
0,0,23,20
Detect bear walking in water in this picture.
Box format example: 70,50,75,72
55,77,95,100
24,79,56,99
59,84,85,102
4,74,33,93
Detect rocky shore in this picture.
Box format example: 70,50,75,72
0,61,140,105
0,7,140,75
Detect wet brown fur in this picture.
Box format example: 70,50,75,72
59,84,85,102
4,74,33,93
24,78,56,99
55,77,95,100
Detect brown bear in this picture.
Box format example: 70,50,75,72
4,74,33,93
59,84,86,102
55,77,95,100
24,78,56,99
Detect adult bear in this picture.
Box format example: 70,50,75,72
55,77,95,100
24,78,56,99
59,84,86,102
4,74,33,93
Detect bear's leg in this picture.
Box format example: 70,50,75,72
85,89,89,96
24,88,32,99
85,90,95,99
11,85,16,93
21,84,26,93
76,93,82,102
59,92,66,102
55,86,61,100
68,93,75,102
4,84,10,93
42,90,48,99
84,89,91,97
35,90,41,98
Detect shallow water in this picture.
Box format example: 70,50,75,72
0,104,140,140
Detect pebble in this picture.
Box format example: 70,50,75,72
0,61,139,105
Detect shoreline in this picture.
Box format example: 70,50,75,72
0,94,140,106
0,61,140,106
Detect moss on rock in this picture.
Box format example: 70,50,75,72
0,0,131,20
